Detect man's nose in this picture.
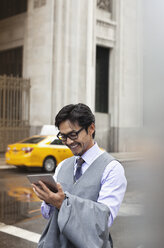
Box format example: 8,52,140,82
66,137,74,145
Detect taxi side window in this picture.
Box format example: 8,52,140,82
50,139,64,145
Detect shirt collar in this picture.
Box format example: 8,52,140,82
74,142,103,166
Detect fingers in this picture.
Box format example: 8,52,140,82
32,181,64,208
32,183,40,193
32,183,48,200
32,185,38,195
56,183,63,193
38,181,51,193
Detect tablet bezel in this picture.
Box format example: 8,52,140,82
27,174,58,193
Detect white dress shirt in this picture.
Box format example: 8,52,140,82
41,143,127,227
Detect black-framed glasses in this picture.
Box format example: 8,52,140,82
57,127,84,142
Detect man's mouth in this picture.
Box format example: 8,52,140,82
68,143,79,150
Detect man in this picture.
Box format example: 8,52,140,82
33,103,127,248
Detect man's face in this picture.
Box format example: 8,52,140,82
59,120,95,156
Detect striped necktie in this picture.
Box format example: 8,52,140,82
74,157,84,182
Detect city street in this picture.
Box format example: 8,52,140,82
0,0,163,247
0,158,144,248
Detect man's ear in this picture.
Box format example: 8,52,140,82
88,123,95,137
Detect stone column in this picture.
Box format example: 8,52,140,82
23,0,55,132
110,0,143,151
51,0,96,120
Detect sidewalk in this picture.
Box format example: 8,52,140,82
0,152,142,167
0,154,16,169
0,154,5,165
110,152,143,162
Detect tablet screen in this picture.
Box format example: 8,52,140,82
27,174,58,193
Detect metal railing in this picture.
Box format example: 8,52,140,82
0,75,30,152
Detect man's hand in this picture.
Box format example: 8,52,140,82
32,181,65,209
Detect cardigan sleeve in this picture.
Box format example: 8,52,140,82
57,192,111,248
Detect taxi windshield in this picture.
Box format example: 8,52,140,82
21,137,45,144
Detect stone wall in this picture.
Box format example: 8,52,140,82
0,0,143,152
0,13,25,52
23,0,54,126
109,0,143,151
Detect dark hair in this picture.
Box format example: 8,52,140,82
55,103,95,138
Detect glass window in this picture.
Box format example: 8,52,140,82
0,0,27,20
0,47,23,121
50,139,64,145
95,46,110,113
21,137,45,144
0,47,23,77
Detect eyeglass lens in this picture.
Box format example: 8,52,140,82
58,127,84,141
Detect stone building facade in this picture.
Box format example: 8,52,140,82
0,0,143,152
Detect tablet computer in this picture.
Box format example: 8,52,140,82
27,174,58,193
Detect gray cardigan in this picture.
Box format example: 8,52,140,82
38,152,114,248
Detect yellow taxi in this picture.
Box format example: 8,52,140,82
5,135,73,172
